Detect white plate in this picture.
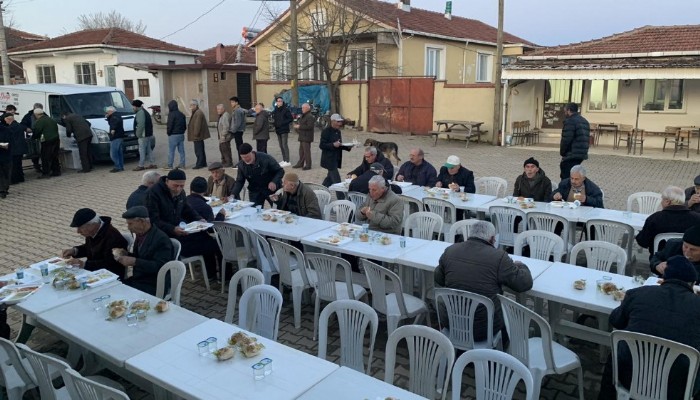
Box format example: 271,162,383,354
0,274,41,286
85,269,120,288
549,201,566,208
341,143,356,147
183,222,214,233
29,257,71,272
315,236,353,246
0,284,42,305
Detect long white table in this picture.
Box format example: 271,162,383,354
579,208,648,231
478,198,594,222
229,211,340,242
125,318,339,400
296,366,427,400
329,181,421,195
404,190,497,214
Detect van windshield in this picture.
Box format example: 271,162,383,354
63,91,133,119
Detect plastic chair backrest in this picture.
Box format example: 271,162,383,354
0,337,35,396
385,325,455,400
248,229,278,284
318,299,378,374
361,259,408,317
404,211,443,240
434,288,495,351
224,268,264,324
399,194,423,223
155,260,186,305
653,233,683,254
611,330,700,400
586,219,634,264
514,230,565,262
16,344,71,400
63,369,129,400
476,177,507,197
212,222,251,265
169,238,181,260
446,219,480,243
306,182,330,193
238,284,283,341
314,190,331,216
305,253,356,302
347,192,368,215
570,240,627,274
423,197,457,225
269,239,310,288
120,232,134,253
527,212,569,242
451,349,535,400
627,192,662,214
489,206,527,248
324,200,356,223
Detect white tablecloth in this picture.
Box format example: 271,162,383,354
125,319,338,400
296,366,427,400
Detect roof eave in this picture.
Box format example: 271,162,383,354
521,50,700,60
9,44,202,57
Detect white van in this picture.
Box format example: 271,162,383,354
0,83,138,163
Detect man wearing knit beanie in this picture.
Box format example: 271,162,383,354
512,157,552,202
651,224,700,280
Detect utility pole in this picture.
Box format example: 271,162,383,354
491,0,504,145
289,0,299,107
0,1,11,85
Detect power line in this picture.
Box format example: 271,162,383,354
160,0,227,40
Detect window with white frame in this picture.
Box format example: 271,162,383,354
642,79,684,111
36,65,56,83
297,43,320,80
270,51,288,81
425,46,444,79
74,62,96,85
588,80,619,111
310,9,326,31
476,53,493,82
348,48,374,80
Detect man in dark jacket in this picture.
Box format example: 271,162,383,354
166,100,186,169
252,103,270,153
684,174,700,213
349,163,402,195
512,157,552,201
559,102,589,179
435,220,533,348
187,176,225,223
187,100,210,169
650,225,700,279
348,146,393,181
396,148,437,187
62,112,93,173
32,109,60,178
117,206,174,296
293,102,314,170
4,109,28,184
20,103,42,172
232,143,284,206
598,256,700,400
435,155,476,193
552,164,603,208
320,113,352,187
106,106,125,173
229,96,247,161
127,171,160,209
272,97,292,163
205,162,236,199
270,173,321,219
132,99,155,171
0,123,11,198
61,208,129,277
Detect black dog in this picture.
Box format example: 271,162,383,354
363,138,401,165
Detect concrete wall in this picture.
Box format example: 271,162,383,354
433,81,496,142
338,81,368,129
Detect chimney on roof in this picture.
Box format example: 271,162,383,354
444,1,452,20
215,43,224,64
236,45,242,64
398,0,410,12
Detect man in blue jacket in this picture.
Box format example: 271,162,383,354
552,164,603,208
559,103,589,179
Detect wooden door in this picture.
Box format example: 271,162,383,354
123,80,134,100
368,77,434,135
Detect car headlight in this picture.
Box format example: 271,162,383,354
93,128,110,143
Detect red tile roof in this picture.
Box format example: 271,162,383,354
6,28,47,49
9,28,200,55
198,44,256,65
525,25,700,57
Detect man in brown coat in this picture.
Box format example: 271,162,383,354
252,103,270,153
187,100,210,169
270,172,321,219
205,161,236,199
293,102,315,170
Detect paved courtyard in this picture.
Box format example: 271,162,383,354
2,123,700,399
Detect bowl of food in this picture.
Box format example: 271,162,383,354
107,305,126,320
214,347,235,361
154,300,169,313
359,233,370,242
380,236,392,245
284,215,295,224
130,299,151,312
573,279,586,290
240,342,265,358
601,282,618,295
262,214,272,221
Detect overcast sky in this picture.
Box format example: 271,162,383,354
6,0,700,50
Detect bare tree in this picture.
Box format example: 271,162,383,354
77,11,147,34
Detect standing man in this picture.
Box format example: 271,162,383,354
232,143,284,206
395,148,438,187
20,103,42,173
166,100,186,170
187,100,210,169
293,102,314,170
62,111,93,173
272,96,292,164
559,102,590,179
229,96,247,161
105,106,124,173
215,104,233,167
252,103,270,153
320,113,352,187
32,108,60,178
0,121,11,198
3,110,27,184
132,100,155,171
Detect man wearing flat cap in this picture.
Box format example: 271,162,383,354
132,99,156,171
61,208,128,277
117,206,173,295
598,255,700,399
651,224,700,280
685,175,700,213
435,155,475,193
205,162,235,199
512,157,552,202
269,173,321,219
32,108,61,178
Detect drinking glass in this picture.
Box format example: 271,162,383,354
252,363,265,380
197,341,209,356
91,297,104,311
126,313,138,327
260,358,273,375
15,269,24,280
136,309,147,322
206,337,218,353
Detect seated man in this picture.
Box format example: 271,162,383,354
650,225,700,280
126,171,160,209
205,161,235,199
685,174,700,213
62,208,128,277
512,157,552,201
349,162,402,195
232,143,284,206
435,155,475,193
598,255,700,400
270,172,321,219
347,146,393,181
395,148,437,187
435,220,532,348
356,175,403,234
637,186,700,258
115,206,173,296
187,176,225,222
551,164,604,208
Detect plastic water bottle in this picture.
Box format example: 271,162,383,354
400,236,406,248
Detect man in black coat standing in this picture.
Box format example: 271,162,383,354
2,111,27,184
62,112,93,173
559,102,590,179
319,114,352,187
272,97,292,163
232,143,284,206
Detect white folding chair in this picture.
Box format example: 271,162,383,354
224,267,264,325
63,369,129,400
611,330,700,400
323,200,356,223
586,219,635,270
653,232,683,254
476,177,507,197
451,349,535,400
489,206,527,249
318,299,378,374
570,240,628,274
237,284,283,341
169,238,181,260
404,211,443,240
155,260,186,305
213,222,255,293
434,288,502,351
627,192,662,214
514,230,565,262
445,219,479,243
0,338,37,400
248,229,278,285
314,190,331,216
385,325,455,400
180,254,208,290
423,197,457,237
269,239,313,329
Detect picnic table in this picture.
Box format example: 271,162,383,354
430,120,485,148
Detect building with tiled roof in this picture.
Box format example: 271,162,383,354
1,27,48,84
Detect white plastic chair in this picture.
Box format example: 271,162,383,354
611,330,700,400
0,338,37,400
498,294,584,400
318,299,378,374
627,192,662,214
399,194,423,227
120,232,133,253
305,253,367,341
237,284,283,341
451,349,535,400
347,192,368,221
323,200,356,223
514,230,565,262
169,238,181,260
445,219,479,243
314,190,331,216
423,197,456,236
476,177,507,197
434,288,501,351
404,211,443,240
155,260,186,305
224,267,264,325
527,211,570,247
385,325,455,400
361,259,429,337
653,232,683,254
586,219,635,269
180,254,208,290
269,239,313,329
63,368,129,400
306,182,330,194
213,222,255,293
248,229,278,285
570,240,628,274
489,206,527,249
